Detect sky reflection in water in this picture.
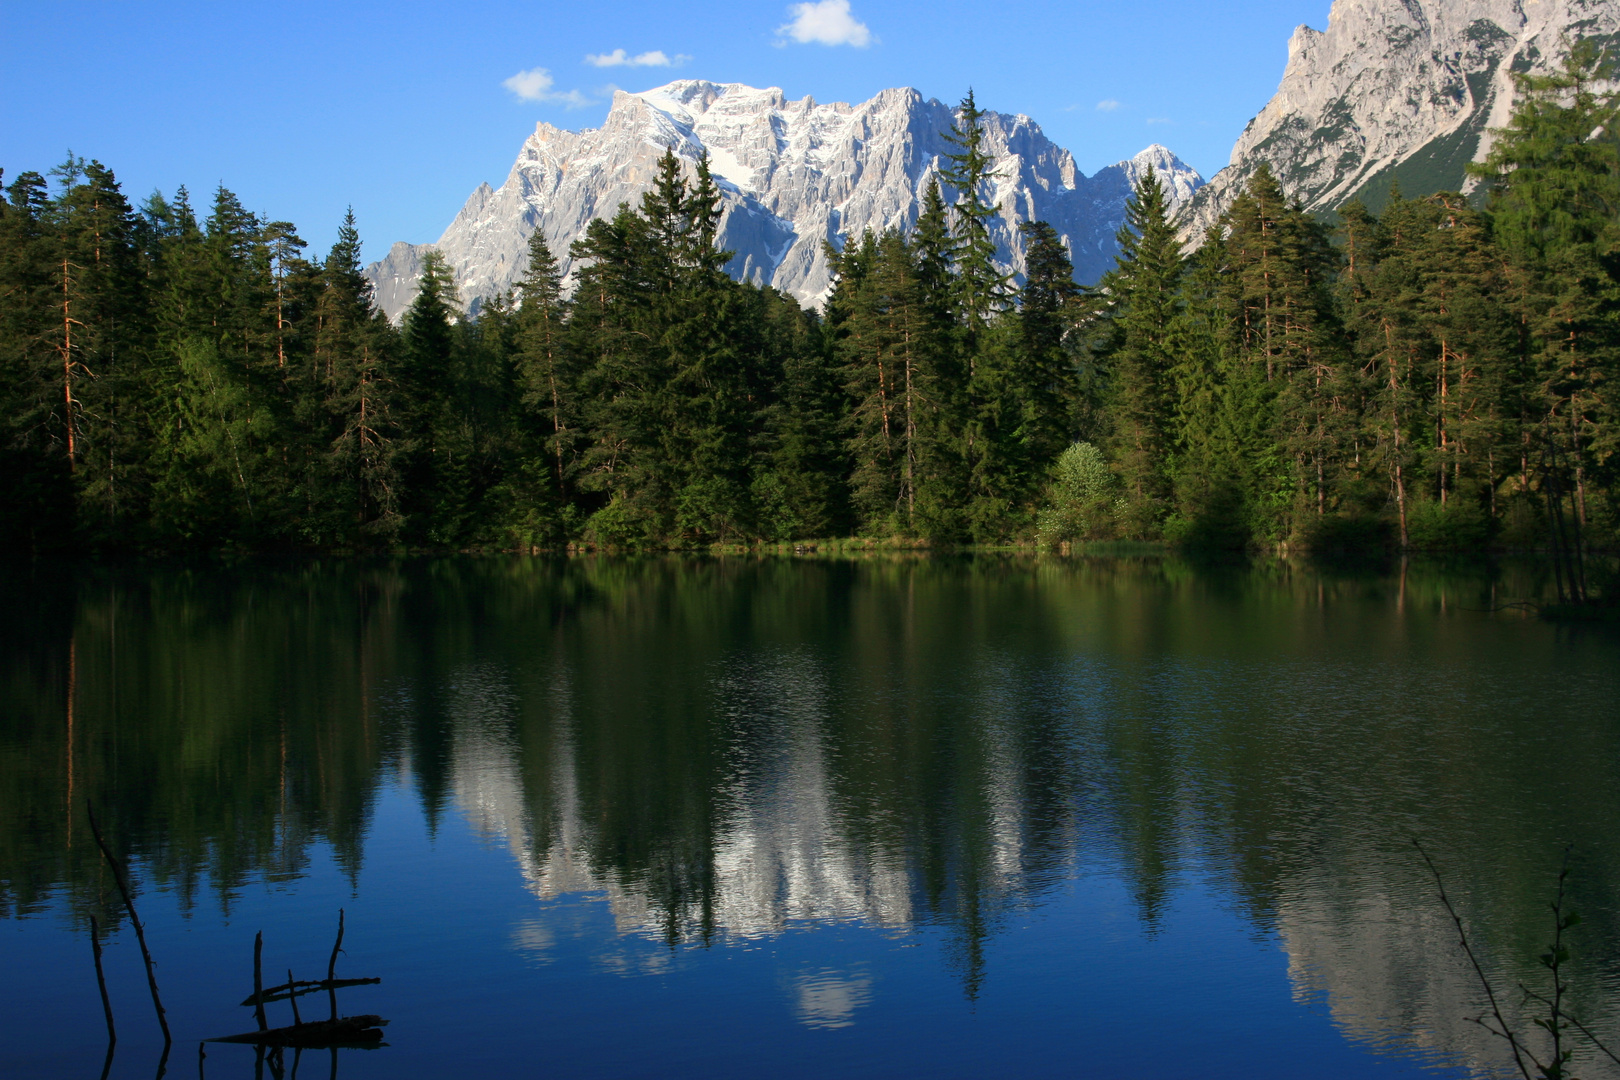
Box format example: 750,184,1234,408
3,555,1618,1079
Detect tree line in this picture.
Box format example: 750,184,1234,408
1073,44,1620,553
2,56,1616,554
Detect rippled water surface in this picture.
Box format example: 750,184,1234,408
4,556,1619,1079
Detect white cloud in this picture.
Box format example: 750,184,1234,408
1146,117,1173,125
502,67,593,109
585,49,690,68
777,0,873,47
1095,99,1120,112
503,68,555,100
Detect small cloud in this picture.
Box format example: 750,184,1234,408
1096,99,1120,112
502,67,594,109
585,48,690,68
1146,117,1173,125
503,68,556,100
777,0,873,47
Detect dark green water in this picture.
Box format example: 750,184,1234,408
3,556,1619,1079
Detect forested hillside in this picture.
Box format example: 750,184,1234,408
2,60,1616,555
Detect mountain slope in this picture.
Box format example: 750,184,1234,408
366,81,1203,319
1182,0,1620,238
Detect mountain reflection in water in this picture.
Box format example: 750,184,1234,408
3,555,1619,1079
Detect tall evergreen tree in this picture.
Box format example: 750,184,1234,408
314,210,399,542
940,89,1011,346
49,159,152,544
1472,38,1620,526
0,171,75,551
1096,167,1183,515
1016,219,1082,465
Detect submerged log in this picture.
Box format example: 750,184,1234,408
209,1015,388,1048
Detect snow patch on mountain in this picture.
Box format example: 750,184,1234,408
366,80,1204,319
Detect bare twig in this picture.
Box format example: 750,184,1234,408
86,801,171,1047
254,932,268,1032
90,914,116,1047
326,910,345,1021
239,978,378,1008
1538,853,1574,1077
1522,986,1620,1069
1415,840,1540,1079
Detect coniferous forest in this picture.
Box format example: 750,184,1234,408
3,56,1618,556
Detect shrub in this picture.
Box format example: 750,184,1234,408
1405,499,1490,552
1037,442,1123,547
1301,512,1393,554
1165,479,1252,551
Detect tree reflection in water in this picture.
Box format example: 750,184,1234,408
3,554,1619,1076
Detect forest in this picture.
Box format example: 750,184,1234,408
1,49,1616,555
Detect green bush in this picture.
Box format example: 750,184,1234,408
1037,443,1123,547
1496,493,1544,550
1165,479,1252,551
1405,499,1489,552
1301,512,1393,554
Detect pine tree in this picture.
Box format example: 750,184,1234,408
940,89,1011,348
315,210,399,542
1097,167,1183,516
830,231,901,530
1017,219,1081,464
753,286,849,540
1218,164,1346,535
48,159,153,545
0,170,76,551
396,249,461,540
1472,38,1620,528
514,230,574,499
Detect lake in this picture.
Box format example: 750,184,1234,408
4,555,1619,1079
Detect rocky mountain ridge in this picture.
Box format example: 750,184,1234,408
1182,0,1620,238
365,80,1204,319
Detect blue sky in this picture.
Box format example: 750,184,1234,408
1,0,1331,258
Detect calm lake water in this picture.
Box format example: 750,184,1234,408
4,555,1620,1079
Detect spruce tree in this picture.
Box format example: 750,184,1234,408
1012,219,1081,472
514,230,574,503
1218,164,1345,534
940,89,1011,346
49,160,153,545
1472,38,1620,527
1097,167,1183,517
0,171,75,551
315,210,399,542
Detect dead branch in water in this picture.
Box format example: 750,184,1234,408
90,913,115,1047
208,1016,388,1049
239,978,379,1008
86,800,171,1047
326,910,345,1021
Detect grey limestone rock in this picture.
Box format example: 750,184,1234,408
365,81,1204,320
1181,0,1620,240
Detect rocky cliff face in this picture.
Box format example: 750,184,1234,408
1182,0,1620,239
366,80,1204,320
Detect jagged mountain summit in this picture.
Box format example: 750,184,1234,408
1182,0,1620,238
366,80,1204,319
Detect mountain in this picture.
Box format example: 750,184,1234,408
1182,0,1620,238
365,80,1204,319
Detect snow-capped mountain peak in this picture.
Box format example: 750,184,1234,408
366,81,1204,319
